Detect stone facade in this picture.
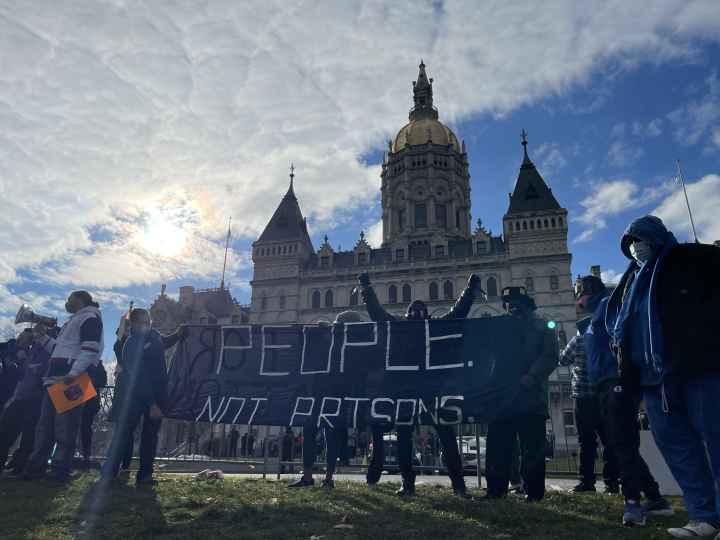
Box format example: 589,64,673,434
249,62,579,449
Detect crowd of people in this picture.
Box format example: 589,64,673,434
0,214,718,538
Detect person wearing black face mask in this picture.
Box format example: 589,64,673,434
484,287,557,503
102,308,169,484
358,272,482,498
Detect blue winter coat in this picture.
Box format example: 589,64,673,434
585,297,618,386
605,215,677,387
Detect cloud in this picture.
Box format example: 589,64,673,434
632,119,663,137
574,179,675,242
366,220,384,248
653,173,720,242
600,269,623,285
534,142,569,177
667,71,720,150
607,141,645,168
0,0,719,297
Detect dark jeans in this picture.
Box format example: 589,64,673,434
644,375,720,522
486,414,547,500
104,400,161,479
597,380,660,502
574,395,620,486
80,396,100,460
367,424,464,490
25,393,84,478
0,398,42,472
302,421,345,475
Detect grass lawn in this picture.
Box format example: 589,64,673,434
0,473,686,539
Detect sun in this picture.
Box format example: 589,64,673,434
138,206,188,258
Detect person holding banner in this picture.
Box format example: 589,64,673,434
102,308,170,484
23,291,104,483
358,272,481,498
485,287,557,503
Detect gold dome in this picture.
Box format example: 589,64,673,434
392,118,461,153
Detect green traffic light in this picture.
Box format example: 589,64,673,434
547,320,557,330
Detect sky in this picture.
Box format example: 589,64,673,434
1,0,719,361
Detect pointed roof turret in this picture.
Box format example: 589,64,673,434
507,130,561,214
257,166,313,245
409,60,439,121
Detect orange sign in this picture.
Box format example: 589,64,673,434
47,373,97,414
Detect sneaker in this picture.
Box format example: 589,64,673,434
288,477,314,488
667,521,719,538
622,500,646,527
395,483,415,497
642,497,674,517
571,482,596,493
321,479,334,491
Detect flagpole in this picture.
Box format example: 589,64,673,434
220,217,232,289
675,160,699,244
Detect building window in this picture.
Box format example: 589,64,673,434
398,209,405,232
486,277,498,298
544,219,549,228
455,210,461,229
325,290,334,308
476,241,487,254
415,204,427,228
402,284,412,303
550,275,559,290
395,248,405,262
563,409,577,436
388,285,398,304
429,282,439,301
523,221,528,230
349,289,359,306
443,280,454,299
358,252,367,265
312,291,321,309
559,217,564,226
435,204,447,228
320,256,329,269
551,218,556,227
525,277,534,292
435,245,445,257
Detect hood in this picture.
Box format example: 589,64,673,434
620,215,671,260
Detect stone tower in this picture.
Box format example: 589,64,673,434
503,131,573,328
250,166,314,323
381,61,471,261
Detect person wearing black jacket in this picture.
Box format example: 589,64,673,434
102,308,174,484
359,272,481,498
485,287,558,502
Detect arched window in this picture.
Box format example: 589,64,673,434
325,290,334,308
544,219,549,228
443,280,454,299
525,277,535,292
402,284,412,303
349,289,359,306
429,282,439,301
486,277,498,298
537,219,542,229
550,275,559,290
516,221,521,231
388,285,398,304
551,218,556,227
523,221,528,230
312,291,321,309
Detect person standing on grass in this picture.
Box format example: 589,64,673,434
605,215,720,537
0,329,52,475
559,275,620,494
23,291,103,483
102,308,168,484
484,287,557,503
359,272,481,499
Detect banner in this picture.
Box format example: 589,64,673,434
164,316,558,427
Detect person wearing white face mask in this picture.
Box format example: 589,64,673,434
605,215,720,538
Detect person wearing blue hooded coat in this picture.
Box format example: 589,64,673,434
605,215,720,538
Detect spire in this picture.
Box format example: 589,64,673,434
506,131,561,214
220,217,232,290
409,59,438,121
289,162,295,191
257,169,313,247
521,129,530,164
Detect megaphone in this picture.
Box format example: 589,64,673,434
15,304,57,327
